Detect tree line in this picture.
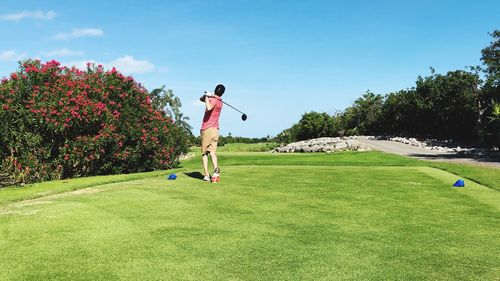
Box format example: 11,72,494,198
275,30,500,146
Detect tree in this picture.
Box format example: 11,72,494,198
481,30,500,87
414,70,480,139
149,85,194,149
479,30,500,145
381,89,418,135
341,91,384,135
293,112,335,141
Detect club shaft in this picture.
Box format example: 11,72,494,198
221,100,245,115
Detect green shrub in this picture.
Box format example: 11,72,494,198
0,60,188,187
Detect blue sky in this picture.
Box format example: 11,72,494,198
1,1,499,137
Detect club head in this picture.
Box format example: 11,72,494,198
241,114,247,121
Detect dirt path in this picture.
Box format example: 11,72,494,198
357,139,500,168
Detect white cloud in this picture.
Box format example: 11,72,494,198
65,56,155,74
0,50,27,61
1,10,57,21
44,48,83,57
107,56,155,74
53,28,104,40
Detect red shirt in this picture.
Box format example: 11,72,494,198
201,96,223,130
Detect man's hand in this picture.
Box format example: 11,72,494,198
199,94,213,102
200,91,214,102
203,92,215,111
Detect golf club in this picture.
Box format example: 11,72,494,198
204,90,248,121
221,100,247,121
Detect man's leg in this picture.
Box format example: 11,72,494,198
202,153,209,178
201,129,211,181
209,150,218,172
210,150,220,182
208,129,220,182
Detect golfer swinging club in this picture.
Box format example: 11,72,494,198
199,84,225,183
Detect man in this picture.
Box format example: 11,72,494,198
199,84,225,183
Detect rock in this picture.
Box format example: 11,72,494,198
274,136,477,155
335,142,348,150
274,137,365,153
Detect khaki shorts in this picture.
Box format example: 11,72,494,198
201,127,219,154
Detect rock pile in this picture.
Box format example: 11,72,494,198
273,136,498,156
273,137,373,153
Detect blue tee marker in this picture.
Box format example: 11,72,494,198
167,174,177,180
453,179,465,187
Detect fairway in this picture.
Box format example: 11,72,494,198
0,152,499,280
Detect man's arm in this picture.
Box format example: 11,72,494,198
204,96,215,111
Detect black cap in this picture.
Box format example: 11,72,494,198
215,84,225,96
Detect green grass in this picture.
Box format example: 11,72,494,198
217,151,425,167
0,150,499,280
217,142,278,152
0,170,168,206
428,161,500,191
189,142,278,153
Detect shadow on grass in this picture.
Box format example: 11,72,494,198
408,153,500,164
184,171,204,180
409,153,466,159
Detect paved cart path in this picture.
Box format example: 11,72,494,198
356,139,500,168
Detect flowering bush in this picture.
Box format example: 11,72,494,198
0,60,188,187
